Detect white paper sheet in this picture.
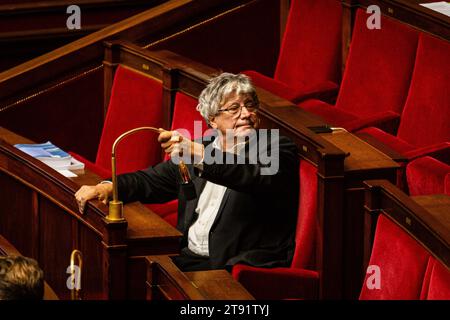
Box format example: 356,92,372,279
57,169,78,177
420,2,450,17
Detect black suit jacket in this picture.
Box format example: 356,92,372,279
117,132,299,269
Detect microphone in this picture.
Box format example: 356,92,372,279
107,126,196,221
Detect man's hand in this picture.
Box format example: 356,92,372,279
158,130,204,164
74,183,113,213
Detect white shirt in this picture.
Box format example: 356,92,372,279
187,180,227,256
187,137,246,256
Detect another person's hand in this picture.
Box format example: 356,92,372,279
158,130,204,164
74,183,112,213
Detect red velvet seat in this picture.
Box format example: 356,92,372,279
243,0,342,103
232,160,319,299
406,156,450,196
357,33,450,161
360,214,450,299
71,65,164,176
70,65,172,218
298,9,419,131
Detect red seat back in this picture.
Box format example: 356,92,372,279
406,156,450,196
397,33,450,148
360,214,450,300
291,159,318,270
275,0,342,89
360,214,431,299
421,257,450,299
163,92,209,162
336,9,418,118
96,65,164,174
170,92,208,139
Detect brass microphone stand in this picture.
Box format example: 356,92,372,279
69,249,83,300
107,127,192,221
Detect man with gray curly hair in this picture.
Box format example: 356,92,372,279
75,72,299,272
196,73,259,125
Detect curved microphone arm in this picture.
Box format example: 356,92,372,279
108,126,163,221
70,249,83,300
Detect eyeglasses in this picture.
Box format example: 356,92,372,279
217,101,259,116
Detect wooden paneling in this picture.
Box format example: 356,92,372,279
38,197,74,300
1,66,104,161
0,172,34,257
79,223,104,300
150,0,281,76
0,127,182,299
0,0,167,72
0,0,263,161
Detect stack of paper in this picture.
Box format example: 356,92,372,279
14,141,85,176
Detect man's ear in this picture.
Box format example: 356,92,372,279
209,117,217,129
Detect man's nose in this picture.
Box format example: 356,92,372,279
239,105,251,118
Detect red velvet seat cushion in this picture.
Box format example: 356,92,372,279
299,99,358,127
232,160,319,299
243,70,302,102
359,215,431,300
357,127,416,155
96,65,164,174
231,264,319,300
406,156,450,196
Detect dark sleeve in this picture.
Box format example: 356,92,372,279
197,136,298,193
116,160,180,204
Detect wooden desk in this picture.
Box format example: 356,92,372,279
412,194,450,240
145,255,254,300
0,127,182,299
320,129,400,299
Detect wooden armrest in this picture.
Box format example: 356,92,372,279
145,255,208,300
145,255,254,300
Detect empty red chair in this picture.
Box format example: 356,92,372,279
406,156,450,196
70,66,178,222
358,33,450,160
360,214,450,299
70,65,165,177
298,9,419,131
243,0,342,103
232,160,319,299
